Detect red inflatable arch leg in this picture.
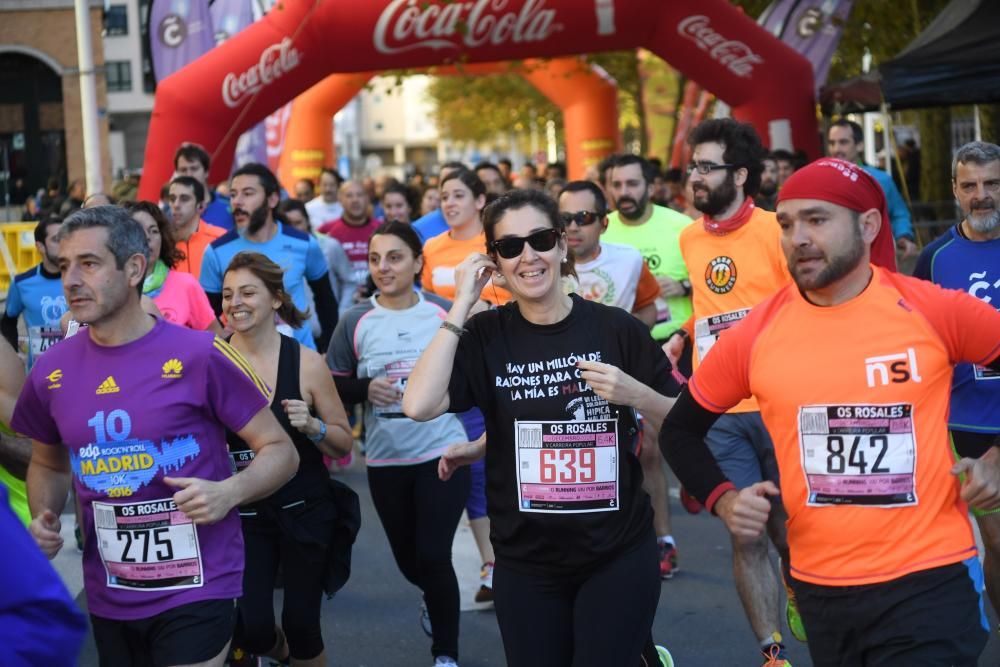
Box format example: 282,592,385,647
139,0,817,201
277,73,372,193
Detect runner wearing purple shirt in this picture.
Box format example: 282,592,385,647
12,206,298,667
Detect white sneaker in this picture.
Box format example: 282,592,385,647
433,657,458,666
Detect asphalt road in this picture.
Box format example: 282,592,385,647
56,461,1000,666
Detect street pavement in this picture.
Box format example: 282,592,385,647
56,461,1000,666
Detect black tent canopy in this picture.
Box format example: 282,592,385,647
820,0,1000,113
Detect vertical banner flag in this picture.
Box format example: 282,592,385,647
760,0,855,93
149,0,215,83
210,0,255,44
213,0,293,172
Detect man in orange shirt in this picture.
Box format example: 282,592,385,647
662,119,796,665
662,158,1000,666
168,176,226,280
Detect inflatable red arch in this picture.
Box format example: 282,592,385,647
138,0,817,200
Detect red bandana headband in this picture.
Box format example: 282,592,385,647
777,158,897,271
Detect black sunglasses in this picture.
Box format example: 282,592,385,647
559,211,602,227
686,161,737,175
489,228,561,259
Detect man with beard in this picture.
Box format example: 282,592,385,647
602,154,692,582
2,216,68,370
661,118,797,665
662,157,1000,667
200,163,338,351
914,140,1000,620
827,119,918,260
754,155,779,211
318,180,381,301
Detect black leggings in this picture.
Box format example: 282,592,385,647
367,459,471,661
493,531,661,667
234,498,334,660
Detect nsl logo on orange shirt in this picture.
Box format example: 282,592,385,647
864,348,923,388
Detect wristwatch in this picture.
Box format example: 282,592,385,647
308,419,327,443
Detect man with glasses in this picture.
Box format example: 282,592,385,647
558,180,660,327
662,118,797,666
602,154,692,582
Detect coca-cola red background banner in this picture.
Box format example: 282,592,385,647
139,0,817,198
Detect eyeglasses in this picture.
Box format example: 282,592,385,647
687,161,737,175
489,228,561,259
559,211,602,227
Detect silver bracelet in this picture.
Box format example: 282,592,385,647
440,321,465,337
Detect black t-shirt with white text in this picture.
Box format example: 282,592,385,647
448,294,677,575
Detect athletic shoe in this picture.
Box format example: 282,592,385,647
785,597,807,643
420,600,433,637
226,645,260,666
656,645,674,667
474,561,494,602
761,642,792,666
778,559,807,643
433,657,459,666
679,486,703,514
657,542,678,579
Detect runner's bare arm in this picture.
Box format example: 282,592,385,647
26,441,72,557
165,407,298,524
0,433,32,480
0,336,26,424
576,360,674,426
631,302,656,328
404,252,493,421
438,433,487,481
288,347,353,459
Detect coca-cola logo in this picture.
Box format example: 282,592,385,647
374,0,561,55
677,15,764,78
222,38,301,109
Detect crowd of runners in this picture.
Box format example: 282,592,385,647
2,117,999,667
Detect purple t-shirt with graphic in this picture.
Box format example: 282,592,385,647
12,318,269,620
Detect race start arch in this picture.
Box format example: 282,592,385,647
138,0,817,200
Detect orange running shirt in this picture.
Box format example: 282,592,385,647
175,219,226,280
689,267,1000,586
679,207,791,412
421,231,512,305
634,262,660,311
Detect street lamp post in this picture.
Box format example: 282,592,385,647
74,0,104,196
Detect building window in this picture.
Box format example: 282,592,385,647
105,4,128,36
106,61,133,93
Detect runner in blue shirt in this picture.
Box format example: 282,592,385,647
1,216,68,368
913,140,1000,620
200,163,338,351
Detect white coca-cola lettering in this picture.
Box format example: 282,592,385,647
677,15,764,78
374,0,560,55
222,37,301,109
